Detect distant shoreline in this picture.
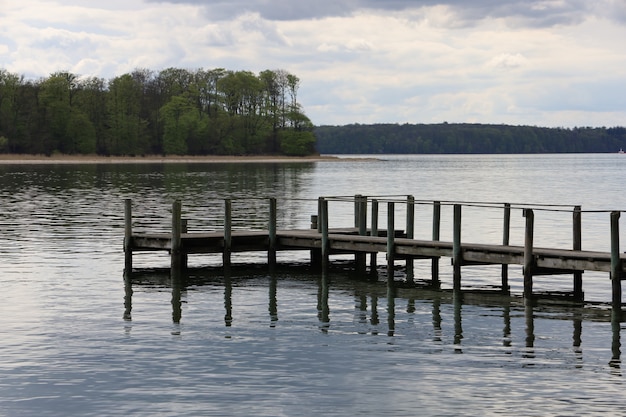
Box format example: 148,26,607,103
0,154,356,165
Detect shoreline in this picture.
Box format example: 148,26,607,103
0,154,355,165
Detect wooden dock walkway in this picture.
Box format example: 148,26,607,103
123,196,626,316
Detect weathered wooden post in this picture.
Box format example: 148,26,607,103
317,197,323,233
181,219,188,270
354,194,362,227
452,204,462,291
406,195,415,284
310,214,321,269
171,200,182,271
223,199,232,267
124,199,133,272
432,201,441,287
321,198,329,271
370,199,379,271
387,201,395,285
358,195,367,235
523,208,535,300
610,211,622,319
573,206,583,301
356,195,367,274
502,203,511,293
268,197,277,269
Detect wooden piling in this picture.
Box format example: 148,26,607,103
223,199,232,267
431,201,441,287
268,197,277,268
171,200,182,271
370,199,379,271
310,215,321,269
124,198,133,272
181,219,188,270
523,208,535,299
321,198,329,271
573,206,583,300
610,211,622,318
356,195,367,274
405,195,415,283
452,204,462,291
501,203,511,293
354,194,362,228
387,201,395,284
317,197,323,233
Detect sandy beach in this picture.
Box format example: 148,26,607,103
0,154,349,165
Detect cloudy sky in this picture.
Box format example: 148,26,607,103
1,0,625,127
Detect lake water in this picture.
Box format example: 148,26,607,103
1,154,625,416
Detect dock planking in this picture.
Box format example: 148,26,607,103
123,196,626,317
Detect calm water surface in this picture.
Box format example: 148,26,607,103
1,154,625,416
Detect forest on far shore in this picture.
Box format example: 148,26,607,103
0,67,316,157
315,123,626,154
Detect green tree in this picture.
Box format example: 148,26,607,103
106,74,148,155
0,70,23,150
74,76,107,153
160,95,205,155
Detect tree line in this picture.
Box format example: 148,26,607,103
0,67,316,156
315,123,626,154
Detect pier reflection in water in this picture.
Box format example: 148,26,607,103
123,266,622,371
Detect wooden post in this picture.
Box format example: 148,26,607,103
370,199,379,271
268,197,277,268
610,211,622,318
354,194,362,228
321,198,329,271
573,206,583,301
431,201,441,287
223,199,232,267
317,197,323,233
387,202,395,285
171,200,182,271
452,204,462,291
501,203,511,293
406,195,415,239
406,195,415,284
523,208,535,299
181,219,188,270
358,195,367,235
356,195,367,274
124,198,133,272
310,214,321,269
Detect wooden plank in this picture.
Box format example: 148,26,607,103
128,226,626,274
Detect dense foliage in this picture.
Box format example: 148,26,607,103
0,68,316,156
315,123,626,154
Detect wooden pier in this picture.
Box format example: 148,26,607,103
123,196,626,317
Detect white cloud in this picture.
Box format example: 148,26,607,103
486,53,528,70
1,0,625,128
